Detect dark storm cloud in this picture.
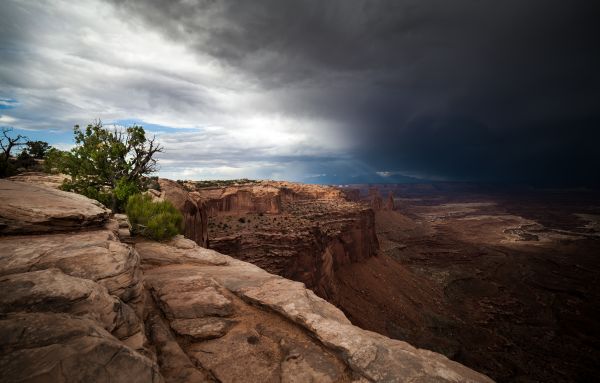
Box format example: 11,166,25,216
3,0,595,184
109,0,600,185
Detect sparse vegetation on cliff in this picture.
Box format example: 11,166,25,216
0,129,57,177
125,193,183,241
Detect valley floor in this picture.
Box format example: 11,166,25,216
344,187,600,382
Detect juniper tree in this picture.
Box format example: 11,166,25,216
61,121,163,211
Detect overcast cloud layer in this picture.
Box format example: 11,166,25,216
1,0,599,185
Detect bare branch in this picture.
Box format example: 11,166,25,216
1,128,27,158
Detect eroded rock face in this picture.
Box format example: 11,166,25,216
189,180,380,303
146,179,209,248
0,180,158,381
135,239,493,383
188,180,347,217
0,313,162,383
385,191,395,210
0,229,143,305
0,268,139,339
369,187,383,210
0,179,110,234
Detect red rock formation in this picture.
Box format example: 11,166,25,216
151,179,209,248
340,187,360,201
385,191,395,210
191,181,346,217
195,185,283,216
189,181,379,304
369,187,383,210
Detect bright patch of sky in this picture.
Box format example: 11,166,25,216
0,0,366,182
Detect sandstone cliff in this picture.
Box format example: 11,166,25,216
0,179,493,382
146,179,209,248
188,181,379,302
385,191,395,211
369,188,383,210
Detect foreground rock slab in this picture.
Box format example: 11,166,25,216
0,229,143,304
0,313,162,383
0,179,110,234
136,238,494,383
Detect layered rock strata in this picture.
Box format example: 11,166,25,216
0,178,492,382
0,180,157,382
187,181,379,302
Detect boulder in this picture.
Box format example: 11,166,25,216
0,268,141,340
0,179,110,234
1,269,114,331
136,236,228,267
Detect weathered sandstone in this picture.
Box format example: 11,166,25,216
0,229,143,305
0,179,110,234
187,181,380,303
0,313,162,383
0,268,139,339
146,179,208,247
135,237,493,382
7,171,68,189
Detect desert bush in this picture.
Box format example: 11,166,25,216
26,140,50,159
43,147,70,173
125,193,183,241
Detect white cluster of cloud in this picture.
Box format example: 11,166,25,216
0,0,352,181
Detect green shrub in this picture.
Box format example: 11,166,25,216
44,148,71,174
113,178,140,211
125,193,183,241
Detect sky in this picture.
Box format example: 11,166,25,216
1,0,598,185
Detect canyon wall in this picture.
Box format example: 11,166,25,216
188,181,379,302
0,178,492,382
146,179,209,248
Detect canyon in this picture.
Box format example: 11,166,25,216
0,177,491,382
170,180,600,383
181,180,379,302
2,174,598,382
